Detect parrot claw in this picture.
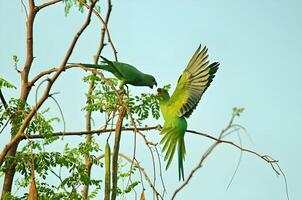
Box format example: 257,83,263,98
156,124,163,131
118,89,126,95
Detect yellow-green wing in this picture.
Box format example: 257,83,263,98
168,45,219,118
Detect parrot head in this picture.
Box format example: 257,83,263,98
157,88,170,101
145,74,157,89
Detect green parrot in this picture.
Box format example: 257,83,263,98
157,45,219,180
71,56,157,89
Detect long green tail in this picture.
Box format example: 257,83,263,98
160,127,186,181
70,63,116,74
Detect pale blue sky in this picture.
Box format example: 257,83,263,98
1,0,302,199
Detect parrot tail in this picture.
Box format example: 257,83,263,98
160,127,186,181
68,63,116,75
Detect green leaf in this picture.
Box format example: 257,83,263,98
0,77,16,90
232,107,245,117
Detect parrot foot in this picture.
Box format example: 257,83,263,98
156,124,163,131
117,83,129,96
118,88,129,96
118,89,126,95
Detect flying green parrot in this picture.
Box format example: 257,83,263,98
71,56,157,89
157,45,219,180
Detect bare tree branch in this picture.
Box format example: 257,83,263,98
188,129,279,173
21,123,278,175
20,0,28,17
97,152,163,200
171,141,219,200
37,0,62,10
37,0,63,10
23,126,159,139
80,0,118,61
119,153,163,200
171,114,236,200
28,67,57,88
171,114,283,200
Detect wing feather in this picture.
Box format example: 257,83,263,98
167,45,219,118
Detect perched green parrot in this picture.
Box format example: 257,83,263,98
157,45,219,180
71,56,157,89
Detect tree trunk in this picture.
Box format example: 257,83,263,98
1,141,19,198
1,1,36,196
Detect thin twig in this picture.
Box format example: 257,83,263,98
80,0,118,61
0,117,11,135
171,142,219,200
171,113,283,199
28,67,57,88
97,150,163,199
134,157,145,190
20,0,28,17
23,125,159,139
0,89,8,109
37,0,62,10
276,164,290,200
171,114,239,199
226,131,243,190
188,129,279,173
118,153,163,200
0,104,12,142
49,94,66,132
154,145,166,198
35,78,49,111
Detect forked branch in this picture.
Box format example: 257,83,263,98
0,0,98,168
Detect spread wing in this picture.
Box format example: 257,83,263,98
167,45,219,118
